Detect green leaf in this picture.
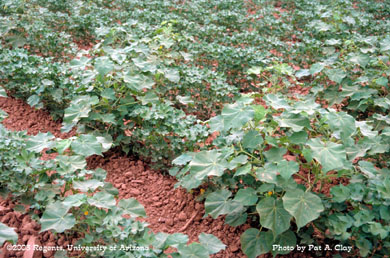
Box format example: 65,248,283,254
288,131,308,144
233,188,258,206
257,197,292,237
234,163,252,177
330,184,350,202
0,86,7,97
25,132,54,152
165,69,180,83
252,105,267,123
189,150,227,180
380,36,390,52
73,179,104,192
225,209,247,226
56,155,86,173
282,189,324,229
62,194,87,208
94,56,114,76
71,134,103,156
118,198,146,217
256,163,278,184
326,111,356,140
325,69,347,84
369,222,388,239
295,69,310,79
274,113,310,132
87,191,116,209
219,103,254,131
348,53,370,68
240,229,273,258
62,96,99,132
0,223,18,245
40,202,75,233
276,160,299,179
205,189,240,218
242,130,263,150
263,147,287,162
198,233,226,254
176,95,194,105
264,94,290,109
310,63,324,75
124,73,155,91
307,138,347,172
177,243,209,258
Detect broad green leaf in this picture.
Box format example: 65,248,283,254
225,209,248,227
288,131,308,144
307,138,347,172
124,74,155,91
234,163,252,177
240,229,273,258
264,94,290,109
292,98,320,115
73,179,104,192
257,197,292,237
132,57,157,73
25,132,54,152
165,69,180,83
348,53,370,68
96,135,113,152
189,150,227,180
94,56,114,76
242,130,263,150
276,160,299,179
220,103,254,131
282,189,324,229
205,189,241,218
369,222,388,239
310,63,324,75
176,96,194,105
247,66,262,75
62,96,99,132
87,191,116,209
256,163,278,184
326,111,356,139
40,202,75,233
356,237,372,257
62,194,87,208
0,223,18,245
0,86,7,97
330,184,350,202
56,139,72,154
56,155,86,172
172,153,193,165
295,69,310,79
177,243,209,258
325,69,347,84
71,134,103,156
380,36,390,52
274,113,310,132
233,188,258,206
252,105,267,122
198,233,226,255
118,198,146,217
27,95,42,108
263,147,287,162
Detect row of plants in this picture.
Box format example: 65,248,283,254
173,91,390,257
0,105,225,257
